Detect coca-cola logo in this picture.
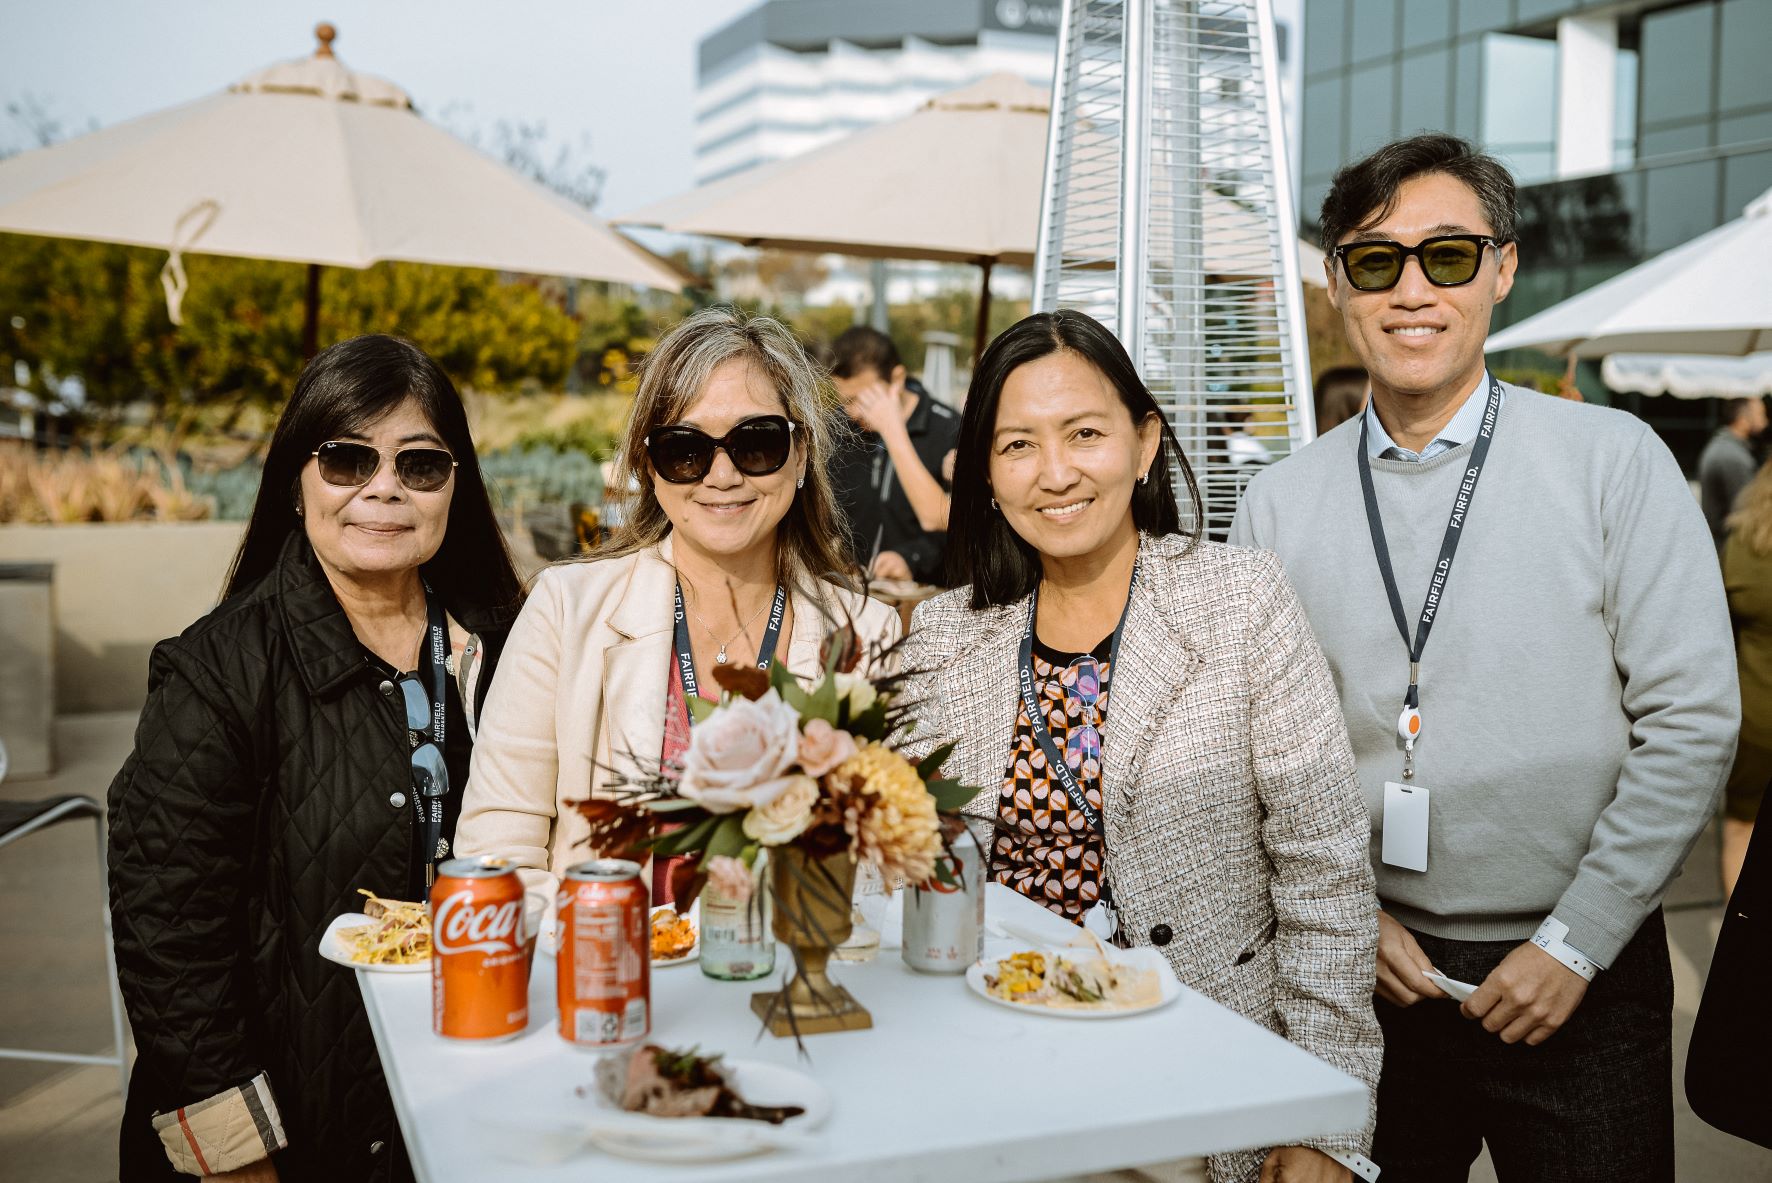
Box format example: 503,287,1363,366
433,890,522,955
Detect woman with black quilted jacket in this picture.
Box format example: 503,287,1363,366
107,335,523,1183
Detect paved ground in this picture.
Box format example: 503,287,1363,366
3,714,1769,1182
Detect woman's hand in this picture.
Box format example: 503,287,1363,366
204,1157,281,1182
1374,909,1448,1006
1259,1145,1351,1182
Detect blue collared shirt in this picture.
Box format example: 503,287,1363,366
1365,371,1503,462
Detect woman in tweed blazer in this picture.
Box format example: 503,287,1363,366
902,311,1380,1183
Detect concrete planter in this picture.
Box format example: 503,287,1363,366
0,522,244,714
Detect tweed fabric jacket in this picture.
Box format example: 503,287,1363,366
901,534,1380,1183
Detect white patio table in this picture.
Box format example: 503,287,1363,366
357,939,1366,1183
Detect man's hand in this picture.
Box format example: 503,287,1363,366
1462,940,1589,1045
1259,1145,1352,1182
870,550,913,581
849,381,908,439
205,1158,280,1182
1374,910,1447,1006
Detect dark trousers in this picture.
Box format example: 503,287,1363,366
1371,910,1674,1183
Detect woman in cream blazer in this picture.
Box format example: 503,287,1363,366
457,308,898,901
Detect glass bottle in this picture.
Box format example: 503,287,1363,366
698,882,775,981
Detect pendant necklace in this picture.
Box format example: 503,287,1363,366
682,587,772,665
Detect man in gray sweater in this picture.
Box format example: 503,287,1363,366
1231,134,1737,1182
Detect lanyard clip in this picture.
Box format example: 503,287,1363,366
1398,706,1421,781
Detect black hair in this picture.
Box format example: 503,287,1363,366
945,309,1200,608
1320,133,1517,252
1724,398,1761,427
223,334,523,617
828,326,903,381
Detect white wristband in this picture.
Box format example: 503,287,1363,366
1531,916,1599,982
1324,1148,1381,1181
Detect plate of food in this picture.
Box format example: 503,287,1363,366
581,1044,828,1162
966,945,1181,1018
650,901,699,966
320,891,430,973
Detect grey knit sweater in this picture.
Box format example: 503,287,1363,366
1230,385,1738,965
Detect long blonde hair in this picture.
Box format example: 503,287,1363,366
593,306,859,606
1728,460,1772,556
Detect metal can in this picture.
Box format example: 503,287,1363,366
902,823,985,974
431,855,529,1040
557,858,651,1048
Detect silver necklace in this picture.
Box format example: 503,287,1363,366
681,586,772,665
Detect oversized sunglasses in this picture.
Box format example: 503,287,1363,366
311,440,457,493
1062,657,1104,773
644,415,796,485
397,675,449,803
1331,234,1506,292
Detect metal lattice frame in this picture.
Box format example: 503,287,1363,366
1034,0,1314,538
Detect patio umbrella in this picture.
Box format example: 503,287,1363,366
1487,186,1772,359
0,24,685,356
617,73,1323,360
1600,352,1772,399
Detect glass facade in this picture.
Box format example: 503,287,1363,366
1300,0,1772,465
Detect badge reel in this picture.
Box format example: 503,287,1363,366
1381,706,1430,872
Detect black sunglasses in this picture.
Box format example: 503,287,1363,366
397,675,449,802
644,415,797,485
311,440,458,493
1332,234,1507,292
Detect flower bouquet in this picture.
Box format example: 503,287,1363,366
575,627,977,1038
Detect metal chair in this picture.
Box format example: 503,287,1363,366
0,793,130,1098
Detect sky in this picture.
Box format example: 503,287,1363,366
0,0,756,215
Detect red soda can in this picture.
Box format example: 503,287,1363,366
557,858,650,1047
431,855,529,1040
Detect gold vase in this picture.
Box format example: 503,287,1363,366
749,847,874,1035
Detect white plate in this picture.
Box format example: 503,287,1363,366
650,901,700,967
584,1059,829,1162
966,944,1182,1018
319,912,429,974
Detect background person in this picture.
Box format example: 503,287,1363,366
1232,133,1737,1182
1720,462,1772,897
827,325,961,583
454,307,899,907
1699,396,1766,547
904,309,1380,1183
108,335,522,1182
1313,365,1370,434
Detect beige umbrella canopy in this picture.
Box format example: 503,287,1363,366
618,72,1323,358
0,24,685,355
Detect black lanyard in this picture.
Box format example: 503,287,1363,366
1357,377,1502,777
412,583,449,884
1015,559,1139,839
672,582,787,705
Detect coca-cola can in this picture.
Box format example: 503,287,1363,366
902,823,985,974
557,858,651,1048
431,855,529,1040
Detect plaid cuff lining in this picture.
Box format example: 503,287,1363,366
152,1073,286,1175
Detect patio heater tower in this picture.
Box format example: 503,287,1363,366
1033,0,1314,537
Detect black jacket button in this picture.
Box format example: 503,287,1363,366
378,679,396,697
1150,924,1173,946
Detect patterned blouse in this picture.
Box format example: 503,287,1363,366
990,637,1111,924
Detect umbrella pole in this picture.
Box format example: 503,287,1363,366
973,258,995,363
302,263,323,361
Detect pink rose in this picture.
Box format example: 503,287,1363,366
798,719,859,778
678,691,801,813
704,855,755,903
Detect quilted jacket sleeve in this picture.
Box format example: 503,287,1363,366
1243,550,1382,1158
108,638,286,1173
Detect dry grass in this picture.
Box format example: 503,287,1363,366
0,444,213,524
